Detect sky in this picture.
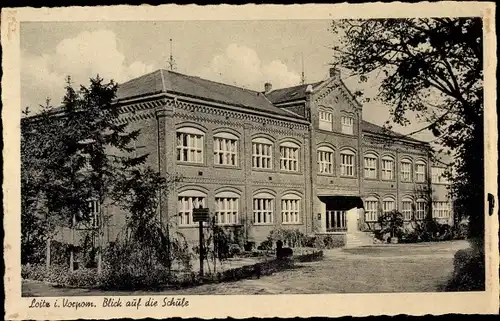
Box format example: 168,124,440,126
20,20,434,142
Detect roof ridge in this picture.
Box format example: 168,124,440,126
268,80,323,94
160,69,263,95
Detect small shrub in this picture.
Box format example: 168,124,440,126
313,236,325,249
228,243,242,257
257,239,273,250
445,248,485,291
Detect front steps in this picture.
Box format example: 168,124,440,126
345,232,375,248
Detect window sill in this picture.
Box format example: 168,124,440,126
340,175,357,179
381,178,396,182
282,222,302,225
177,162,207,167
364,177,378,181
252,167,275,173
318,172,335,177
213,164,241,170
279,170,302,175
253,223,274,226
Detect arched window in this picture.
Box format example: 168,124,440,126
215,190,240,225
214,132,238,166
340,149,356,177
364,153,378,179
381,155,395,180
401,197,413,221
176,127,204,164
252,137,273,169
415,160,426,182
364,196,379,222
400,158,412,182
415,199,427,220
177,190,207,226
317,146,334,174
280,141,300,172
319,108,333,131
281,193,301,224
253,192,274,225
382,196,396,213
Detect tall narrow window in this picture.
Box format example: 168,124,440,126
319,109,333,131
364,197,379,222
381,156,395,180
340,150,355,177
415,199,426,220
400,159,412,182
415,161,426,182
280,142,300,172
383,197,395,213
176,127,204,164
252,137,273,169
253,192,274,225
214,132,238,166
281,194,301,224
215,191,239,225
177,190,206,226
341,116,354,135
401,198,413,221
317,146,334,174
364,154,377,179
87,199,100,228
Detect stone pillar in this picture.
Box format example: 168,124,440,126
318,201,327,233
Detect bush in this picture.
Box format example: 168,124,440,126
445,248,485,291
257,239,273,250
228,243,242,257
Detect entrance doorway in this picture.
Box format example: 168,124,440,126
326,210,347,232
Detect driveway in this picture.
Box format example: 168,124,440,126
22,240,469,296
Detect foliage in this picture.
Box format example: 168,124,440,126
445,248,485,291
331,17,484,247
378,210,404,239
266,228,308,248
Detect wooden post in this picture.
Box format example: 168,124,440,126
199,220,204,277
70,213,75,272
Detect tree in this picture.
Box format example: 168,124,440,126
21,75,151,272
331,18,484,243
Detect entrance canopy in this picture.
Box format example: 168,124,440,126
318,196,364,211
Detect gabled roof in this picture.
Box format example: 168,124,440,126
265,81,324,104
361,120,427,145
116,69,304,119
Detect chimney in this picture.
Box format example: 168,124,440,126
264,82,272,94
329,67,340,78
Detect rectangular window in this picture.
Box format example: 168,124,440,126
382,159,394,180
364,200,378,222
341,116,354,135
401,161,412,182
433,201,450,219
215,197,239,225
319,110,333,131
281,199,300,224
177,132,204,163
415,163,426,182
317,150,334,174
340,153,354,176
383,200,395,213
253,198,273,225
252,142,273,169
280,146,299,172
214,137,237,166
431,167,449,184
401,201,412,220
178,196,205,226
415,201,426,220
364,156,377,179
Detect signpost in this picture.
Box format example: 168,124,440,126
193,206,210,277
